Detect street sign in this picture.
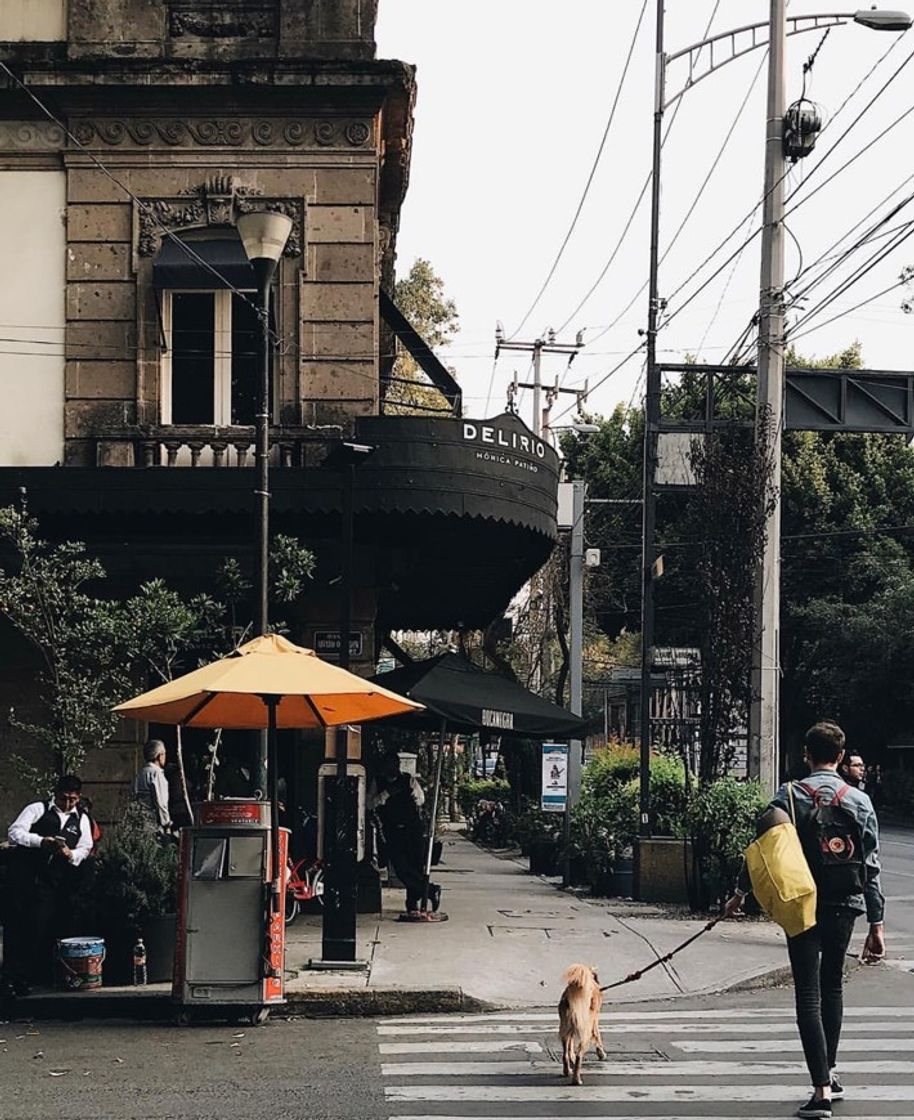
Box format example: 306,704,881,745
541,743,569,813
313,631,363,659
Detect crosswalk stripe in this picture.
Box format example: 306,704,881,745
380,1058,914,1078
377,1020,914,1036
675,1037,914,1053
385,1084,914,1103
379,1040,544,1055
380,1006,909,1024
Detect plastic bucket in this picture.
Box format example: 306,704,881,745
56,937,105,991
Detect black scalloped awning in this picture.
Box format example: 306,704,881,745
0,414,559,630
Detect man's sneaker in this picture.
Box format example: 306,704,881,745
830,1077,845,1100
797,1095,832,1119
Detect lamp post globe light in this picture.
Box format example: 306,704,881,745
238,210,293,795
637,4,911,861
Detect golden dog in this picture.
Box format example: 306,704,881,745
558,963,606,1085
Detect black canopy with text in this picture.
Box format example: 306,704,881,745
371,652,588,740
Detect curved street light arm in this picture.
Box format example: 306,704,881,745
665,13,864,108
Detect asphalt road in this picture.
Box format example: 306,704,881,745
881,824,914,958
3,965,914,1120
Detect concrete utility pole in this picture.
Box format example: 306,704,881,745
496,333,583,437
749,0,787,795
638,0,666,841
562,479,586,886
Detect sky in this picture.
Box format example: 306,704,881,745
376,2,914,430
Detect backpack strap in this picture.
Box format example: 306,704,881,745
787,781,798,826
794,780,819,805
831,782,852,806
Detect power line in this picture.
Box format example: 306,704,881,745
0,60,290,352
660,38,914,333
509,0,650,338
555,0,724,334
586,46,768,350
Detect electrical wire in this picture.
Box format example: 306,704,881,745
554,0,724,334
0,60,290,352
586,46,768,350
788,274,911,342
660,37,914,333
509,0,650,338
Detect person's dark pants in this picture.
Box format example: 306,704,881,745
786,906,858,1086
385,826,437,911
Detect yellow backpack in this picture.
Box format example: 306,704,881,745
744,783,817,937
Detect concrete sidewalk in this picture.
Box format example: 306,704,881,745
9,831,795,1020
282,829,789,1010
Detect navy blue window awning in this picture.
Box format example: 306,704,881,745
152,235,257,290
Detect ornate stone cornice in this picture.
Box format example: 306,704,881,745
136,175,303,257
71,118,374,150
0,121,66,151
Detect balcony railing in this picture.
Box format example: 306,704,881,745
96,425,343,468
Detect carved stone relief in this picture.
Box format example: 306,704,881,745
137,175,303,257
0,122,66,151
168,1,277,39
71,118,373,150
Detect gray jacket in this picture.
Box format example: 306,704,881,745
739,768,884,924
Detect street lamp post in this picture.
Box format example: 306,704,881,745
320,440,375,964
638,4,911,868
237,210,293,793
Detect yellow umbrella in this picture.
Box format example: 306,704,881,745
114,633,423,920
113,633,424,728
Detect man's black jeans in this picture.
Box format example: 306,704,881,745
787,906,858,1086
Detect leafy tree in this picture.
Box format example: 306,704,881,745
0,506,315,793
384,258,460,415
561,340,914,770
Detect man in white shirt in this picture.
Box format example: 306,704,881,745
3,774,93,993
133,739,173,834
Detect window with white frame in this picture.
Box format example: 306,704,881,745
161,288,271,427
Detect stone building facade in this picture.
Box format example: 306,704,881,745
0,1,561,828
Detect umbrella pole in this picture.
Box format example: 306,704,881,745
267,696,281,914
421,718,447,911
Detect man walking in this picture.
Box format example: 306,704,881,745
3,774,93,993
726,721,885,1119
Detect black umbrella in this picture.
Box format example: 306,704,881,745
371,654,588,916
370,653,589,740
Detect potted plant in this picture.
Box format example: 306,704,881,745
93,802,179,984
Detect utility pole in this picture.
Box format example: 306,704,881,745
749,0,786,795
562,479,585,886
638,0,665,851
496,331,583,437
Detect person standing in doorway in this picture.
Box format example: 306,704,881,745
3,774,93,994
133,739,173,836
725,721,885,1119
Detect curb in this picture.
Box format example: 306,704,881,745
284,987,490,1018
4,986,490,1023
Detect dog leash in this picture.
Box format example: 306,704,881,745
599,915,723,992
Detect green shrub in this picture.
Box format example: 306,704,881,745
93,802,179,934
456,778,511,820
514,801,563,852
569,780,638,884
685,777,767,908
647,753,690,837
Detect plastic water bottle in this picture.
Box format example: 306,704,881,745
133,938,147,986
